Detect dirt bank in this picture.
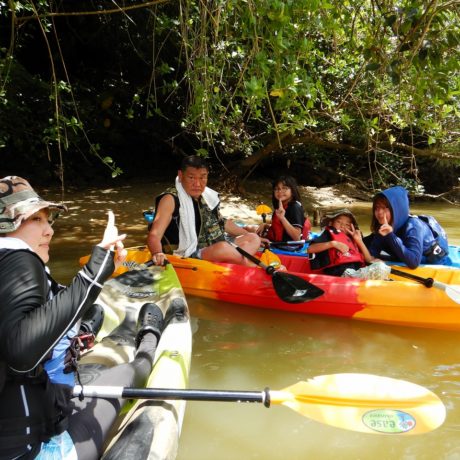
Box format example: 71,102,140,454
218,181,459,223
218,182,373,223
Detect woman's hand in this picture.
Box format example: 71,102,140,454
378,214,393,237
98,211,127,268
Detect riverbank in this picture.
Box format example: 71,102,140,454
37,177,459,248
217,180,459,224
217,182,370,223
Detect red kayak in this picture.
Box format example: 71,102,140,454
81,247,460,331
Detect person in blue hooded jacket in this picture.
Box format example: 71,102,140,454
368,185,449,268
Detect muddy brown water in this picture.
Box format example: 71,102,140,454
41,181,460,460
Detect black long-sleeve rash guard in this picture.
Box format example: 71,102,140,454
0,245,115,374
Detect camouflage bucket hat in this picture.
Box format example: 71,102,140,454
320,208,359,229
0,176,67,233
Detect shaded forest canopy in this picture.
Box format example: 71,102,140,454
0,0,459,195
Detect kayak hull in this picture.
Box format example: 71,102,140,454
81,247,460,330
103,247,460,331
78,262,192,460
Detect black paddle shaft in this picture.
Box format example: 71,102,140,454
233,244,275,274
390,268,434,287
76,386,271,407
121,388,270,405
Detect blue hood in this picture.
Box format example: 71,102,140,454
375,186,410,232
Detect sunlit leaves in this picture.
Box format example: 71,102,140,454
173,0,459,176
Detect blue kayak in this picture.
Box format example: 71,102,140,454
143,210,460,268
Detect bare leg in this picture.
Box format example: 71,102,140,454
201,234,260,266
235,233,261,265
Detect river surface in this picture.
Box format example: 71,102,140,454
42,180,460,460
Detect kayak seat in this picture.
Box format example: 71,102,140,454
164,298,189,326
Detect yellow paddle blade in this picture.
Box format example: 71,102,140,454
269,373,445,435
259,249,282,268
256,204,272,215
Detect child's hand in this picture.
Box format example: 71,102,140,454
347,224,363,242
332,241,350,254
274,200,285,220
256,223,269,236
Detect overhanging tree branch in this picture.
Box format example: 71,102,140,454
15,0,169,23
240,130,459,177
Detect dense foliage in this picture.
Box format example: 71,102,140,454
0,0,459,193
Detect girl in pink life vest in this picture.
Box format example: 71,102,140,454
256,175,311,242
308,209,389,279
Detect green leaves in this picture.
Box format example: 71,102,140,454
178,0,458,165
1,0,458,186
244,76,266,100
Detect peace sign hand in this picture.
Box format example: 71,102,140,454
378,213,393,236
347,223,362,242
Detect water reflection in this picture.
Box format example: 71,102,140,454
39,182,459,460
183,299,460,460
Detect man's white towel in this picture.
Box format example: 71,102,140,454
174,176,220,257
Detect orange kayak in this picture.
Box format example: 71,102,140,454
81,247,460,331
